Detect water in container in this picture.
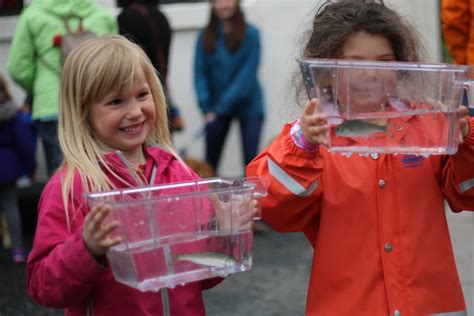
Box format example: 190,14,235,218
299,59,467,155
85,177,267,292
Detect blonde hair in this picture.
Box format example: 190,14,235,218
59,35,178,229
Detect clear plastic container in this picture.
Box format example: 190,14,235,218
85,177,267,292
463,80,474,115
299,59,467,155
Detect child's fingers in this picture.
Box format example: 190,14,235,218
235,199,258,228
95,220,120,240
87,204,111,231
304,98,318,115
308,124,329,135
457,105,468,118
100,236,122,249
250,200,258,211
85,203,107,223
305,113,327,127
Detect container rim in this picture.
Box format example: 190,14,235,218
85,177,261,206
298,58,468,73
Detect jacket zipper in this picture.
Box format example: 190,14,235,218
115,150,171,315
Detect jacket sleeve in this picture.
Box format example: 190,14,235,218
108,14,119,34
6,10,36,93
194,33,211,114
215,27,261,115
246,123,324,237
27,175,106,308
102,14,118,35
441,0,470,64
442,117,474,211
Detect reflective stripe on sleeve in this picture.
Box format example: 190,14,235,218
459,178,474,193
429,310,467,316
267,158,317,197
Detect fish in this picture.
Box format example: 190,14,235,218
175,252,237,268
334,119,388,137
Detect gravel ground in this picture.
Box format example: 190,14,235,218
0,226,313,316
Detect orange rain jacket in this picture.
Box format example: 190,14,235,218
442,0,474,65
246,118,474,316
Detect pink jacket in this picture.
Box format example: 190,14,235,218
27,146,221,315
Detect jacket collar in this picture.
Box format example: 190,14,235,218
102,145,175,186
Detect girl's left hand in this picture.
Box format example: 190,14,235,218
83,203,122,258
458,106,470,143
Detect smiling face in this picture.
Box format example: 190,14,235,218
88,67,156,164
338,32,397,114
212,0,238,20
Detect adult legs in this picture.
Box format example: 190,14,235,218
0,183,23,249
205,116,232,174
36,120,63,177
239,116,264,166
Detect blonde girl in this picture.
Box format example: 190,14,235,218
27,35,224,316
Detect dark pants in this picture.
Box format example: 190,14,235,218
0,183,23,248
205,115,263,175
36,120,63,177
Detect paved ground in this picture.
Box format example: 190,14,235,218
0,226,314,316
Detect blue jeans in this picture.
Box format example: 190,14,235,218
0,183,23,248
36,120,62,177
205,115,264,174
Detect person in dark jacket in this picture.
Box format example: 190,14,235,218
0,76,36,264
117,0,183,133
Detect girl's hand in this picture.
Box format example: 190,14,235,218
300,98,329,146
211,196,258,231
458,106,470,144
83,203,122,258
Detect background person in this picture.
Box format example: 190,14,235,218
117,0,184,133
0,75,36,264
194,0,264,175
6,0,117,177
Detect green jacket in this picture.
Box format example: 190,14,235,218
6,0,117,120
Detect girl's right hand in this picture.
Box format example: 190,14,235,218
83,203,122,258
211,196,258,231
300,98,329,146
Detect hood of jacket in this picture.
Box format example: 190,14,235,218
30,0,101,18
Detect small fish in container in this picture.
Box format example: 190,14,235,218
299,58,467,155
85,177,267,292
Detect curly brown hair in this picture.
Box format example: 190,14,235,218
293,1,425,106
304,1,422,61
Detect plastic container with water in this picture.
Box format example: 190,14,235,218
299,59,467,155
85,177,267,292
